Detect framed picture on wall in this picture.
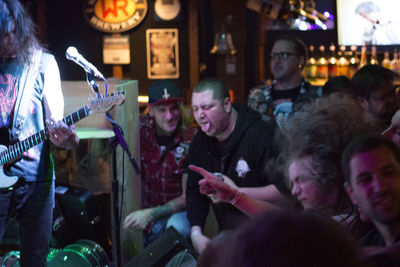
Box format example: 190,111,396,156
146,28,179,79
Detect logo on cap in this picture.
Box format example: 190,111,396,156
148,79,182,105
163,88,170,100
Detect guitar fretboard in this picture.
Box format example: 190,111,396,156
0,106,89,165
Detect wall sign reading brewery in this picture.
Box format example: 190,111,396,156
84,0,148,33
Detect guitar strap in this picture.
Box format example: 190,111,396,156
12,49,43,138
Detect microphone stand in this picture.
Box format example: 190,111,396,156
86,73,101,97
87,75,140,267
107,113,140,267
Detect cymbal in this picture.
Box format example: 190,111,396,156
76,127,115,139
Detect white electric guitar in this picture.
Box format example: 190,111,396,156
0,91,125,189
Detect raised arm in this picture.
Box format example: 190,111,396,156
189,165,283,217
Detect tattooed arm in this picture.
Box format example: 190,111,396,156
123,173,188,230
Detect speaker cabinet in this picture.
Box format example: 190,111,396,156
54,185,110,255
125,227,197,267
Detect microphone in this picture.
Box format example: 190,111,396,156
65,46,105,80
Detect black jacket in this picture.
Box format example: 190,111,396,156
186,104,278,230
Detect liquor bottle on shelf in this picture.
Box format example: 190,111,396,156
337,45,349,78
382,51,391,69
359,43,367,69
348,45,359,78
370,46,378,65
327,44,337,78
305,45,317,81
316,45,328,80
390,49,399,75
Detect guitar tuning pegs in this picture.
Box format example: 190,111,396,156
117,90,126,105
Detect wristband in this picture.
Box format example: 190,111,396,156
230,190,242,205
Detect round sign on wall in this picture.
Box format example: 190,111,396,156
84,0,148,33
154,0,181,21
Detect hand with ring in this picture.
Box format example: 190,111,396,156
189,165,237,203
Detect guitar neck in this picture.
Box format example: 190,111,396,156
0,106,89,165
61,105,90,127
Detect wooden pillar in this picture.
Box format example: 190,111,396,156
188,0,199,103
112,34,124,79
257,16,272,82
113,80,141,265
32,0,47,43
113,66,123,79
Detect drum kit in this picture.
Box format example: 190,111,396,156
1,239,109,267
0,129,115,267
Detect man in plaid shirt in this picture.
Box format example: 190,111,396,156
123,80,196,246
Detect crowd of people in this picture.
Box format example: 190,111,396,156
121,33,400,266
131,36,400,266
2,0,400,266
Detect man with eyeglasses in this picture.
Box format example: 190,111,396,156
248,35,321,128
352,64,399,132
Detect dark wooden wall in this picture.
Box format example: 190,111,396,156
25,0,342,104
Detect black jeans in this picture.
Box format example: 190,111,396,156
0,180,54,267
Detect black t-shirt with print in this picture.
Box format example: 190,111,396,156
0,58,22,128
270,86,301,104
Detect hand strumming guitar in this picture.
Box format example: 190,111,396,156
46,118,79,150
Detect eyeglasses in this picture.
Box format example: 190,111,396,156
270,52,300,60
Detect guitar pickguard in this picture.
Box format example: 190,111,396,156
0,144,19,189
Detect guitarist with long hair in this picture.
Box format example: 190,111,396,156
0,0,79,265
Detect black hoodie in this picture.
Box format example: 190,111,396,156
186,104,278,230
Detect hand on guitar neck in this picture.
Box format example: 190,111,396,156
44,91,125,150
46,118,79,150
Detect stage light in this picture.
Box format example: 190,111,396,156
277,0,332,30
